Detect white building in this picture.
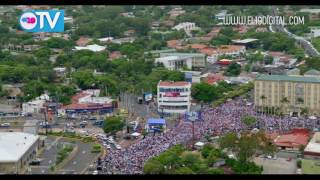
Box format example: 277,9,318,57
64,16,73,24
310,27,320,38
0,132,40,174
22,94,49,114
157,81,191,114
203,45,246,62
74,44,106,52
215,10,232,20
156,53,206,70
53,67,66,77
110,37,135,45
172,22,200,36
78,89,113,104
155,56,193,71
98,37,114,43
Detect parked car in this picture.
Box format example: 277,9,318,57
89,117,97,121
286,157,292,162
96,166,102,171
29,159,42,166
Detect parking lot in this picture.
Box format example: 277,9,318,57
253,156,297,174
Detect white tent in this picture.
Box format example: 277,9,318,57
309,116,317,120
131,132,141,137
195,141,204,147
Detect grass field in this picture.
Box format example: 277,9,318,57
302,159,320,174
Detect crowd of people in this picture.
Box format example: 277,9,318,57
101,98,320,174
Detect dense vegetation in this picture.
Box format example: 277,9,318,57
103,116,125,135
191,81,233,103
143,130,273,175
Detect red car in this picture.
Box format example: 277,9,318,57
286,157,292,161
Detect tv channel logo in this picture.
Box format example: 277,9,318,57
19,10,64,32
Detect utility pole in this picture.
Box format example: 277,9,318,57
43,109,48,136
192,118,195,150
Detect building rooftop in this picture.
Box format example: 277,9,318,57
300,9,320,13
274,129,309,148
74,44,106,52
160,52,205,57
304,69,320,76
255,74,320,83
286,68,301,76
232,38,258,44
0,132,39,162
304,132,320,154
158,81,190,87
156,56,180,62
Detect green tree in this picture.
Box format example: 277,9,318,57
241,115,257,128
191,83,219,102
143,159,165,174
103,116,124,135
224,62,241,76
264,55,273,65
201,144,214,158
219,132,276,163
174,167,195,174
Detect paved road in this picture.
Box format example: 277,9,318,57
57,141,97,174
271,6,320,57
30,136,61,174
30,136,97,174
254,156,297,174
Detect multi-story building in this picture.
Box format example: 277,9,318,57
156,53,206,71
157,81,191,114
310,26,320,38
300,9,320,21
254,74,320,116
201,45,246,63
172,22,200,37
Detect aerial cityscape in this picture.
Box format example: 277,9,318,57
1,5,320,175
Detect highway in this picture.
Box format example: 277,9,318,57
270,6,320,57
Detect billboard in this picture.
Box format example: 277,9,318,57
185,111,202,121
144,93,153,102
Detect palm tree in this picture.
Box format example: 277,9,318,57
260,95,266,114
297,97,304,104
280,97,290,116
300,107,309,117
260,95,267,114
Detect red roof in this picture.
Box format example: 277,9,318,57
217,59,233,65
76,37,91,46
274,129,310,148
158,81,190,87
167,40,181,49
204,73,225,85
109,51,122,60
189,44,208,50
71,92,91,104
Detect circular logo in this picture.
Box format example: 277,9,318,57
19,12,37,30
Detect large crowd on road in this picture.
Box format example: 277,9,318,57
102,98,320,174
